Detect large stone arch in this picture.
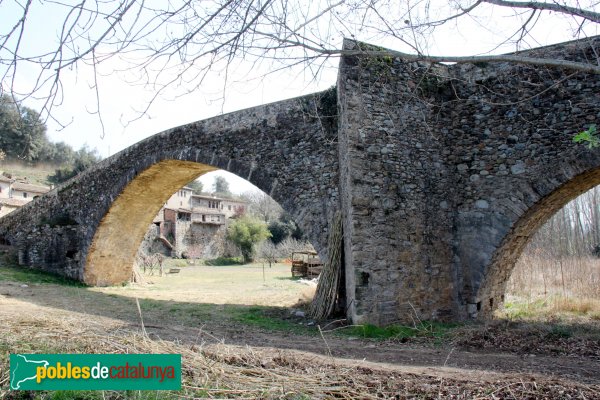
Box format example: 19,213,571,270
85,159,214,285
473,156,600,316
0,91,339,285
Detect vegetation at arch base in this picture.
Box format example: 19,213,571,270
9,354,181,390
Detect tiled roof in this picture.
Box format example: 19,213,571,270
222,198,248,204
191,194,247,203
0,198,28,207
0,175,12,183
192,194,223,200
12,182,51,194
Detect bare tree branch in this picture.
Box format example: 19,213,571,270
1,0,598,130
481,0,600,24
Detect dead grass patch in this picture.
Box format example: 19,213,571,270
1,314,599,399
503,255,600,322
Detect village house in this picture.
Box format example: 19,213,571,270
0,173,51,217
11,182,52,201
144,188,247,259
0,198,29,218
0,175,11,199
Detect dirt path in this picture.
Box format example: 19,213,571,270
144,318,600,386
2,280,598,388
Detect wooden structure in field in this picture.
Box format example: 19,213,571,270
291,251,323,278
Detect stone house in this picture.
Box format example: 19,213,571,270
0,198,29,218
145,188,247,259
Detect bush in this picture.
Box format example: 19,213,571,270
227,216,271,263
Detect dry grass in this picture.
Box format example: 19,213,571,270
0,162,56,186
508,254,600,298
1,313,598,399
1,253,600,397
553,297,600,314
501,254,600,321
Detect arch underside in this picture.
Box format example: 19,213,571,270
77,91,338,286
477,166,600,315
85,160,216,285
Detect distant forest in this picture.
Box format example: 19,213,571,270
0,95,101,184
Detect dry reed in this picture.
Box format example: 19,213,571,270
505,252,600,318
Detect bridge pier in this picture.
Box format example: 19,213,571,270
336,37,600,324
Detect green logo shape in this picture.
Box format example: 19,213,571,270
10,354,181,390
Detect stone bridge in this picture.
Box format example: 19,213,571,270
1,37,599,325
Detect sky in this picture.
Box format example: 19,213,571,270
1,0,598,194
198,170,258,195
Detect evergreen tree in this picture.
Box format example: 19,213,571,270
0,95,49,162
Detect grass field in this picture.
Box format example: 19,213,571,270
114,262,315,306
1,251,600,398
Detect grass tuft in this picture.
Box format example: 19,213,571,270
203,256,244,266
0,263,83,286
338,321,458,341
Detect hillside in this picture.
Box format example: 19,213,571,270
0,162,55,186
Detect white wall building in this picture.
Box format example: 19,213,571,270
0,174,51,217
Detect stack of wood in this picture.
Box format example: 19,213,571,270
309,211,343,320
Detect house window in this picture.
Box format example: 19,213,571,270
177,212,190,221
23,192,28,198
202,215,206,222
228,205,231,211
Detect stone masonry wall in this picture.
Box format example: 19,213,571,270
338,41,457,325
179,223,230,259
339,37,600,324
445,39,600,316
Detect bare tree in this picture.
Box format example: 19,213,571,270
241,190,283,223
525,184,600,258
257,240,278,268
1,0,599,131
